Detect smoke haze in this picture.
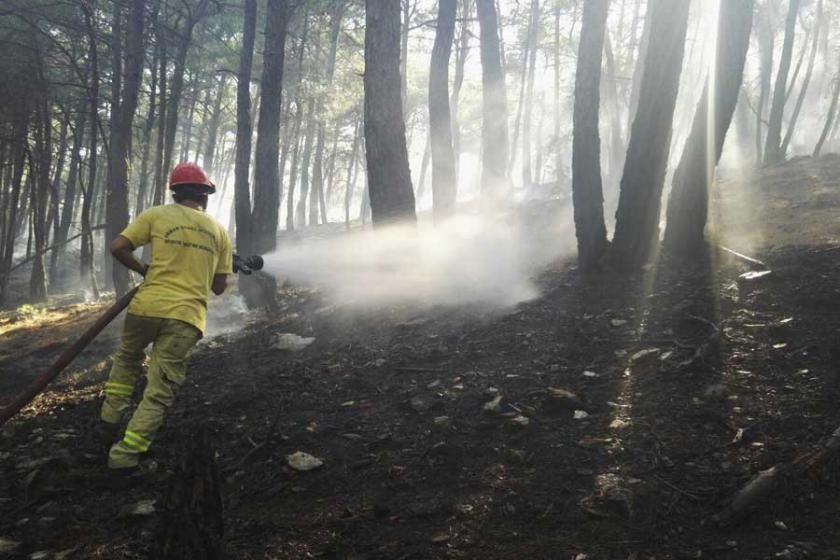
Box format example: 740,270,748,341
262,209,573,308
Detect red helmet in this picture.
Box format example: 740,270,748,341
168,162,216,194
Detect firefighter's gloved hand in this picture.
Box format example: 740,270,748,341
233,254,264,275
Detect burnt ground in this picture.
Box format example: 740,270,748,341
2,155,840,559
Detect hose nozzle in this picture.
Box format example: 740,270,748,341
233,254,264,275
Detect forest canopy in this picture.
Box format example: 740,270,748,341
0,0,838,301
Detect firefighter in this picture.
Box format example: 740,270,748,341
94,162,232,471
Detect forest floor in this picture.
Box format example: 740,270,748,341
3,155,840,559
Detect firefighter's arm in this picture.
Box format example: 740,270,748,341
211,274,228,295
110,236,149,277
212,229,233,296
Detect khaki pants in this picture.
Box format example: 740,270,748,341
101,314,200,468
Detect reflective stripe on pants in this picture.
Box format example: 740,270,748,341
102,314,200,469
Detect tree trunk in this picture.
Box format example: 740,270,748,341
400,0,411,114
451,0,471,184
285,99,305,231
521,0,539,191
44,119,67,255
310,4,344,228
416,134,431,200
345,117,362,227
476,0,510,200
162,1,208,202
203,74,226,175
764,0,801,164
107,0,145,297
755,6,774,163
781,0,822,155
234,0,257,254
252,0,289,254
509,10,532,173
626,0,651,132
663,0,754,254
571,0,610,274
136,35,159,217
813,53,840,156
323,121,340,208
151,28,168,208
0,117,28,305
30,98,52,301
603,35,626,193
429,0,457,222
554,0,561,186
51,103,87,281
80,1,100,297
611,0,690,272
194,86,212,165
180,74,199,162
296,101,316,228
364,0,417,226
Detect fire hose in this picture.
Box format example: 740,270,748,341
0,254,264,426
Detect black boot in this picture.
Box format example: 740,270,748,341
90,421,121,449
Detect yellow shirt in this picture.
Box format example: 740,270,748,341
120,204,233,334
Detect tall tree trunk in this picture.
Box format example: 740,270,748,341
554,0,562,186
814,53,840,156
451,0,471,184
161,1,208,202
571,0,610,273
194,84,212,163
400,0,411,114
781,0,822,155
611,0,690,272
136,35,159,217
296,101,316,228
51,103,87,281
603,34,626,193
663,0,754,254
310,4,344,227
626,0,651,132
0,117,28,305
151,29,168,208
234,0,257,254
80,0,100,297
285,99,305,231
415,133,431,199
107,0,145,297
344,116,362,227
47,118,69,250
764,0,801,164
429,0,457,222
323,121,340,205
202,74,226,174
521,0,539,191
30,97,52,301
755,6,775,163
179,74,199,162
252,0,289,254
102,0,124,291
364,0,417,226
509,10,533,173
476,0,510,200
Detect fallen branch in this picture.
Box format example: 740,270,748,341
715,424,840,526
3,224,106,275
719,245,767,268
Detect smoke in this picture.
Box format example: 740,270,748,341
205,294,250,338
262,208,573,308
